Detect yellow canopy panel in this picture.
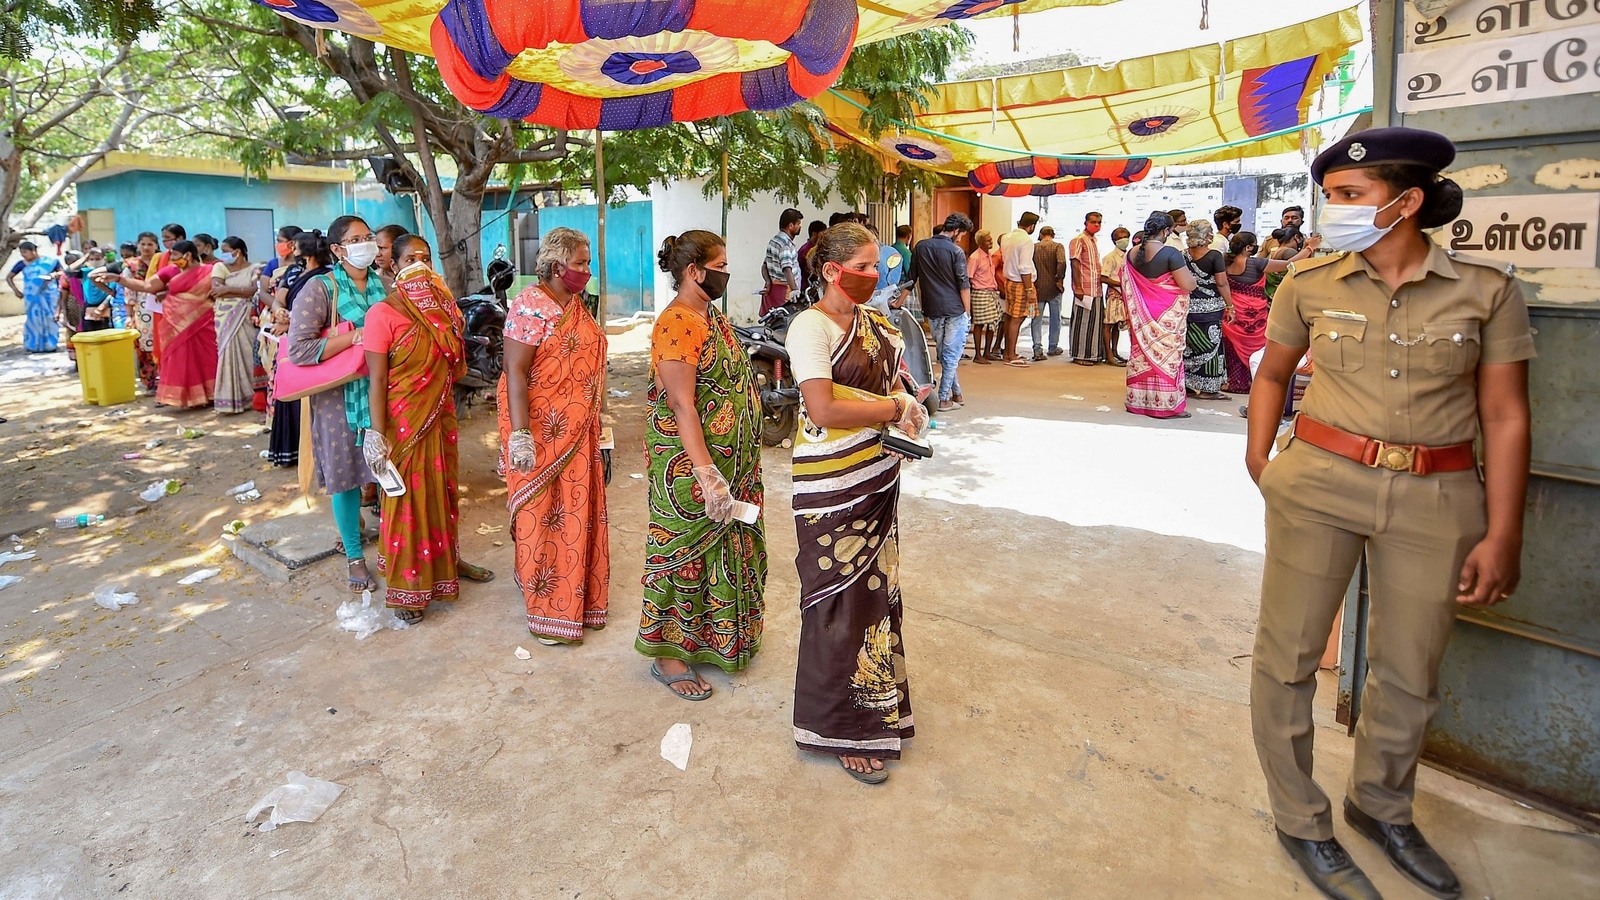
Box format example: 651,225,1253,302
817,6,1364,186
251,0,1120,129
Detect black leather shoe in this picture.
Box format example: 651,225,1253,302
1344,800,1462,899
1276,829,1383,900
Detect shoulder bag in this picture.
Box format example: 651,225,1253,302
273,274,368,401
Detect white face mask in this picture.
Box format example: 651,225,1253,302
1115,238,1130,251
341,240,378,270
217,250,237,265
1320,194,1407,253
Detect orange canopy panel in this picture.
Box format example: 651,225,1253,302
251,0,1121,129
815,6,1365,191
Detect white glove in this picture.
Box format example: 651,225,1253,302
891,392,929,439
692,464,734,524
362,429,390,469
508,429,537,474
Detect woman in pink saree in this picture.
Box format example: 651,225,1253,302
1122,212,1198,419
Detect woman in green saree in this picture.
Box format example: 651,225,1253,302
636,230,768,700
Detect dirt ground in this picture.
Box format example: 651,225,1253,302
1,315,1596,899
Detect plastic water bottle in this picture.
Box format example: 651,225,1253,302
54,514,105,529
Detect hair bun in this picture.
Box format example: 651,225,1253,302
1420,177,1465,230
657,235,679,273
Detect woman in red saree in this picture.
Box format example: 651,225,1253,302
1221,231,1320,394
1122,214,1197,419
361,236,493,621
111,239,216,408
498,227,610,644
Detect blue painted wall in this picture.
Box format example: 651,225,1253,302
536,200,653,315
75,170,408,247
75,168,545,297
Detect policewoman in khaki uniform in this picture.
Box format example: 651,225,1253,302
1247,128,1535,900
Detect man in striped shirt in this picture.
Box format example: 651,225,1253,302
761,208,804,315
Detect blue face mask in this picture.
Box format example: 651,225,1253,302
217,251,237,265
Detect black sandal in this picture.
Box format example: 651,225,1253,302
839,757,889,785
392,607,424,624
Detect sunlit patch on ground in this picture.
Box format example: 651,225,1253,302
902,414,1265,553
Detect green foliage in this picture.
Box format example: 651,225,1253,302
835,27,973,134
1,0,164,59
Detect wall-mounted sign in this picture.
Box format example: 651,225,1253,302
1398,21,1600,112
1406,0,1600,51
1434,191,1600,268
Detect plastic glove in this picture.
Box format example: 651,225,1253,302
891,392,929,439
692,464,734,523
362,429,391,469
508,429,537,474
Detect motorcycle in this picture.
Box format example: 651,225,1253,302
732,297,806,447
452,245,515,410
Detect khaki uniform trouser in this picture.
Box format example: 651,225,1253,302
1251,439,1486,841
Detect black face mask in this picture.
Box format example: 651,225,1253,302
698,268,729,301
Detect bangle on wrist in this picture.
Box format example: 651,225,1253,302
512,428,531,436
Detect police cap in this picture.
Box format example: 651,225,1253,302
1311,127,1456,185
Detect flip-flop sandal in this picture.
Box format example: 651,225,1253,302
650,662,712,701
458,561,496,583
347,559,377,593
1004,359,1032,368
392,607,424,624
839,757,889,785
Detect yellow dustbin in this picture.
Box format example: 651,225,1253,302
70,328,139,406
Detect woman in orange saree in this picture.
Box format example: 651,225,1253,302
498,227,610,644
362,236,494,621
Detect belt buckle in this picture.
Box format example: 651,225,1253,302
1370,441,1416,472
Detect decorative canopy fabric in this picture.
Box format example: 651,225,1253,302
815,6,1365,181
252,0,1121,129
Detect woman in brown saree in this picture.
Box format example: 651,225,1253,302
788,223,930,784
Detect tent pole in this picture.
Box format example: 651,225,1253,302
595,128,608,326
720,128,730,315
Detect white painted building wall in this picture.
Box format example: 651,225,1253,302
649,173,853,322
984,151,1318,267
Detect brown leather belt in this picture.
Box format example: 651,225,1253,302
1293,416,1476,475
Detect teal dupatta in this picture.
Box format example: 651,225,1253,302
324,265,387,441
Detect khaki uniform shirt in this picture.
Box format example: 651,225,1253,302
1265,244,1536,447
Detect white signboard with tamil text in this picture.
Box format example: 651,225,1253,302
1405,0,1600,51
1433,192,1600,268
1397,21,1600,112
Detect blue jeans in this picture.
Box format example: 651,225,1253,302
927,314,970,403
1031,295,1063,355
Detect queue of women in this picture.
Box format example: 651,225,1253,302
208,214,930,785
1120,214,1319,419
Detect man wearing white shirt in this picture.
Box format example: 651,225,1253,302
1211,205,1242,254
997,211,1039,366
1165,209,1190,250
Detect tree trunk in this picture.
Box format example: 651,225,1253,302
442,185,484,298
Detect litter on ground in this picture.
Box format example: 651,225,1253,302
93,584,139,610
515,646,531,660
177,568,221,585
245,772,347,832
661,723,693,771
0,550,37,566
335,591,409,640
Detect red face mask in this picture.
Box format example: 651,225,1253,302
1086,222,1102,235
829,264,878,305
557,264,590,295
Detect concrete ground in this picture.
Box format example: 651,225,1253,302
1,315,1596,899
